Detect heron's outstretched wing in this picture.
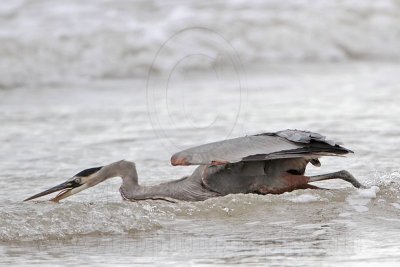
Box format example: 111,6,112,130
171,129,353,166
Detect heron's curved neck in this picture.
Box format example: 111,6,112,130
120,179,186,202
117,163,216,202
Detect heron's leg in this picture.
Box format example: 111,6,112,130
308,170,365,188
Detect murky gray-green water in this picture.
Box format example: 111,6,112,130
1,63,399,266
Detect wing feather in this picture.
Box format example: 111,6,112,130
171,129,353,166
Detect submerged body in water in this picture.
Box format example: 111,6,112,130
24,129,363,203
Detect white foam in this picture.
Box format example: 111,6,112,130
377,216,400,222
346,186,380,213
376,171,400,186
331,219,357,227
311,229,327,237
0,202,163,242
339,212,352,217
391,203,400,210
357,186,380,199
268,220,295,226
290,194,319,203
293,223,325,230
352,205,369,213
382,171,400,180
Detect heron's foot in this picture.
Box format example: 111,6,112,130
308,170,365,189
336,170,366,188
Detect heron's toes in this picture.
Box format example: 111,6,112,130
338,170,364,188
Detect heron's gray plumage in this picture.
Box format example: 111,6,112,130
171,129,352,166
24,129,364,203
119,164,220,202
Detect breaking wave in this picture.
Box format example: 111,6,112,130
1,0,400,88
2,173,399,242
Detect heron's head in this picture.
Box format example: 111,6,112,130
24,166,105,203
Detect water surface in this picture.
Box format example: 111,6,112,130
1,63,400,266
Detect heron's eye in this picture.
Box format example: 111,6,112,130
74,178,81,184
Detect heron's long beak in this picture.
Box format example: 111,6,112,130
23,179,89,203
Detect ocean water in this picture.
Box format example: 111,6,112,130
1,0,400,88
1,0,400,266
1,63,400,266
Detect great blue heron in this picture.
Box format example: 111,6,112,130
24,129,363,203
